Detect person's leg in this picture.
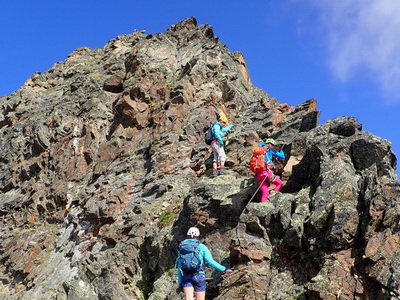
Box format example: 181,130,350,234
219,146,226,167
183,287,195,300
256,171,271,202
218,146,227,174
270,176,283,192
211,143,220,176
259,182,270,203
212,161,219,177
193,273,206,300
182,273,195,300
194,291,206,300
211,144,220,165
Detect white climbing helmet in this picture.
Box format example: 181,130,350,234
187,227,200,237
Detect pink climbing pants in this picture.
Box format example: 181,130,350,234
255,170,283,203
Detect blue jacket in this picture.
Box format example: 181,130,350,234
177,239,226,283
211,122,235,146
258,142,285,166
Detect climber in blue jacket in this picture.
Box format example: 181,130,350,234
258,138,285,167
210,114,236,177
256,138,285,202
177,227,232,300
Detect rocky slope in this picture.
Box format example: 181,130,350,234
0,17,399,300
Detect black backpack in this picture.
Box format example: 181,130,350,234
178,240,203,273
203,123,213,145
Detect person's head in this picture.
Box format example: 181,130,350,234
218,115,228,125
187,227,200,239
264,138,276,148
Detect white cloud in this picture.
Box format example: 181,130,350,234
310,0,400,102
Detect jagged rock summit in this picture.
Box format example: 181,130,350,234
0,17,399,300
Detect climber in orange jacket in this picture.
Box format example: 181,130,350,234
250,138,285,202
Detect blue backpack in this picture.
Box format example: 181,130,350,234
178,240,203,273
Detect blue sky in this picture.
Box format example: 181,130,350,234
1,0,399,168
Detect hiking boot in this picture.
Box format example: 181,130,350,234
219,167,227,175
270,190,279,197
211,169,219,178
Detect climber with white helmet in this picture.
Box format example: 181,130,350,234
176,227,232,300
210,114,236,177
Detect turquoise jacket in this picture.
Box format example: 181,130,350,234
258,142,285,166
211,122,235,146
177,239,226,283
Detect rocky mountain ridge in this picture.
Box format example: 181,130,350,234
0,17,399,299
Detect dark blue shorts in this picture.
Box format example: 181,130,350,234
181,272,206,292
